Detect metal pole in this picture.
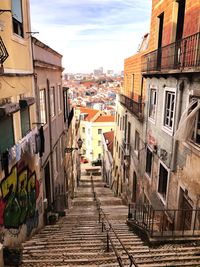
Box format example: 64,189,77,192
106,232,109,252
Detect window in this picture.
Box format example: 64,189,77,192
57,85,62,113
192,110,200,145
158,163,169,200
98,129,102,134
134,131,140,157
164,91,175,130
98,140,101,146
149,89,157,120
82,127,85,133
39,89,47,124
146,147,153,177
50,87,55,117
0,116,14,153
20,108,30,137
12,0,24,37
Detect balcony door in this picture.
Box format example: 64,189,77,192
157,13,164,70
174,0,186,67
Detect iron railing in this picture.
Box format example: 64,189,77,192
91,176,138,267
142,32,200,73
119,94,144,121
128,203,200,238
0,36,9,65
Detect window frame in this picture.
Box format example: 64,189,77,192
98,129,102,135
148,88,157,122
162,87,176,135
57,84,62,114
20,107,30,138
145,146,153,179
134,130,140,157
157,161,170,204
11,0,24,38
39,89,47,125
0,115,15,153
50,86,56,118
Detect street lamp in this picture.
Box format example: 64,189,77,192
65,138,83,153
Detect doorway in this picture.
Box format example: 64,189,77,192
178,188,193,231
44,161,52,208
132,172,137,203
157,12,164,69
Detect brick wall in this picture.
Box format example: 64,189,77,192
123,52,146,102
147,0,200,52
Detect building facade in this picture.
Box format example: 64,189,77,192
141,0,200,230
112,34,149,203
0,0,44,247
76,107,115,162
32,37,66,214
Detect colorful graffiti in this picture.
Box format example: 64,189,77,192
0,164,39,233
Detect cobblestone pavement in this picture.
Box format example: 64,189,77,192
19,169,200,267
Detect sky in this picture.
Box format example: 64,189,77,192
29,0,152,74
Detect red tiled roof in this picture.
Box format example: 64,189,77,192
79,107,99,121
94,115,115,123
103,131,114,155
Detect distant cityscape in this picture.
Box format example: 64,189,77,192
63,67,124,112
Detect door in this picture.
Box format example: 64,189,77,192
174,0,186,67
132,172,137,203
44,162,52,208
157,13,164,69
178,188,193,231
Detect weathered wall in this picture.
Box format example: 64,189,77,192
144,74,200,210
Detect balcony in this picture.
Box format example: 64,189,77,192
142,32,200,75
119,94,144,121
128,203,200,243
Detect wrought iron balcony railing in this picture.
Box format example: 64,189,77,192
128,203,200,238
142,32,200,74
119,94,144,121
0,36,9,65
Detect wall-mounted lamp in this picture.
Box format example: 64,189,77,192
65,138,83,153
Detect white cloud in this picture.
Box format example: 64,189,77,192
30,0,151,73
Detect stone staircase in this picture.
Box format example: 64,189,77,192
19,173,200,267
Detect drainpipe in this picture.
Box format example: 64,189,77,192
47,79,55,209
171,80,185,171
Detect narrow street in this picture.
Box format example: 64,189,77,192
20,166,200,267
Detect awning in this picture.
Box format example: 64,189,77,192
0,102,20,118
19,97,35,109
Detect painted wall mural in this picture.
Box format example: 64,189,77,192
0,163,40,236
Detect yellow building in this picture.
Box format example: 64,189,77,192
76,107,115,161
0,0,43,248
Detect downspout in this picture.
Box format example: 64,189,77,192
47,79,55,208
171,80,185,171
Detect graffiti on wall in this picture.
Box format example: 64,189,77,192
0,164,40,236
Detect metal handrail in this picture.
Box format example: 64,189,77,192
91,176,138,267
128,203,200,238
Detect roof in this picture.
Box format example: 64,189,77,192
79,107,99,121
94,115,115,123
103,131,114,155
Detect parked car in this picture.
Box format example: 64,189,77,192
82,158,89,163
91,159,102,166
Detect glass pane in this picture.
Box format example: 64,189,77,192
21,108,30,137
12,0,23,23
0,116,14,153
